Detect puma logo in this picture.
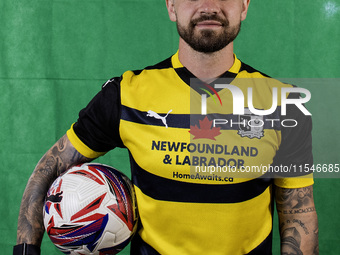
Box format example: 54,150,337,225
147,109,172,128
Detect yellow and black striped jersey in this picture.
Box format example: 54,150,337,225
67,52,313,254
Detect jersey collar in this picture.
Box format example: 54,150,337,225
171,50,241,88
171,50,241,74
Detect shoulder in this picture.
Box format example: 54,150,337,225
237,60,297,91
117,56,174,88
238,61,270,78
124,56,173,77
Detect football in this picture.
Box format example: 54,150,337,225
43,163,138,254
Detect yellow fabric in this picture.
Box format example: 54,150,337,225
67,124,106,159
135,185,273,255
274,173,314,188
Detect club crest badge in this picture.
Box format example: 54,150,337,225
238,109,264,139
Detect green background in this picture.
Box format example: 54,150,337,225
1,0,339,254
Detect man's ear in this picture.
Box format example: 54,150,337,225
166,0,177,22
241,0,251,21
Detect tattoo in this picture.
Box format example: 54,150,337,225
292,219,309,235
281,227,303,255
17,134,91,245
276,186,313,209
279,207,316,215
276,185,319,255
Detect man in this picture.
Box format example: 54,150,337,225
14,0,318,254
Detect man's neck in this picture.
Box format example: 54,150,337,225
178,39,235,83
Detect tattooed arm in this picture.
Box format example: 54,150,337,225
16,134,92,247
275,185,319,255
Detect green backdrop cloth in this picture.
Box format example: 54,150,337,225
1,0,339,254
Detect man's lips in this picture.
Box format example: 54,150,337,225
195,20,224,28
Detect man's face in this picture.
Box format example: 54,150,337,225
167,0,250,53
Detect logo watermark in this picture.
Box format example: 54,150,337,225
201,85,312,116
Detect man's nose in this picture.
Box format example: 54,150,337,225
198,0,221,16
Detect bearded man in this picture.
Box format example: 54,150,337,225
15,1,318,254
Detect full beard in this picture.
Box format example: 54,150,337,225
176,15,241,53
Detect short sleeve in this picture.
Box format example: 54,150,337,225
67,77,125,158
272,90,314,188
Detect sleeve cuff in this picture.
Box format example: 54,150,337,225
274,173,314,188
67,123,106,159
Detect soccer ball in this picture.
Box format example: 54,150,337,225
43,163,138,254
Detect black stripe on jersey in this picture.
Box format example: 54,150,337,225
174,67,194,86
239,62,271,78
174,66,238,90
247,231,272,255
130,157,272,203
121,105,190,128
121,105,282,130
190,76,237,94
132,57,173,75
131,234,160,255
145,57,172,70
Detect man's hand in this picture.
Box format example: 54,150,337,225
275,185,319,255
16,134,91,247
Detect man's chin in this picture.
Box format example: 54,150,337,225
189,42,228,54
191,35,230,53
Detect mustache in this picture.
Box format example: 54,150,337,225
191,15,229,27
